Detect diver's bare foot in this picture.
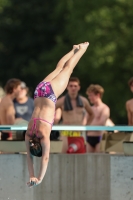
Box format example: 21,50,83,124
73,45,79,54
73,45,79,50
79,42,89,51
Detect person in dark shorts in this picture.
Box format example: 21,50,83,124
86,84,110,153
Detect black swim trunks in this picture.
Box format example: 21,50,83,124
86,136,101,148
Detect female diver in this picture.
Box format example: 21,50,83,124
25,42,89,187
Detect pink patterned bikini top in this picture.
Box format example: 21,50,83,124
29,118,54,138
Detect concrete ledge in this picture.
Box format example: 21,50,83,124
0,154,133,200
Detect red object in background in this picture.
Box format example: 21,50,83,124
67,137,86,153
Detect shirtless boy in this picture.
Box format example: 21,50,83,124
126,77,133,125
55,77,94,153
86,84,110,153
0,79,21,140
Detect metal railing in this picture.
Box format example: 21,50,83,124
0,125,133,131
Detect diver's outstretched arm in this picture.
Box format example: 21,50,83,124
25,135,38,187
37,137,50,183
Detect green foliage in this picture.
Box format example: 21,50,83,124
0,0,133,124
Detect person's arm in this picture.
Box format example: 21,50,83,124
83,98,94,124
25,134,38,187
126,102,132,125
37,136,50,182
54,108,62,124
105,118,115,126
54,97,64,124
55,97,64,109
6,104,16,124
82,112,88,125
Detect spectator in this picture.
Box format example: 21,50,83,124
13,81,34,121
126,77,133,125
86,84,110,153
0,78,21,140
55,77,94,153
0,86,5,103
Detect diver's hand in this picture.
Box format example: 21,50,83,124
36,178,42,186
27,177,41,188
